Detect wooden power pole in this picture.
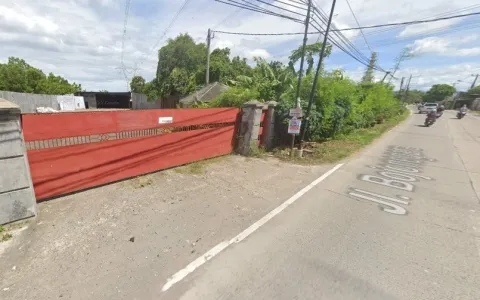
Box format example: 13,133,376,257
206,29,213,85
471,74,479,90
399,77,405,92
381,71,390,83
299,0,337,148
293,0,313,107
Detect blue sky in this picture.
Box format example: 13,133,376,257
0,0,479,92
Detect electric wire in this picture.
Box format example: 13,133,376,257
345,0,373,53
210,11,480,35
133,0,193,73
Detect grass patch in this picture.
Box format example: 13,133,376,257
0,225,13,243
276,110,409,165
174,156,228,175
246,143,267,158
1,232,13,242
131,176,154,189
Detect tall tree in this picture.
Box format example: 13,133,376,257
289,42,332,75
423,84,456,102
130,75,146,93
362,52,377,83
155,34,206,96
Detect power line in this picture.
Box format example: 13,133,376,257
310,2,375,71
214,0,304,24
362,20,480,49
211,11,480,36
212,7,243,29
344,0,372,53
272,0,308,11
249,0,305,17
364,4,480,37
133,0,192,74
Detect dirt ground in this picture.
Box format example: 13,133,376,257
0,155,333,300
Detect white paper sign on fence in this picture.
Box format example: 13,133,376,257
158,117,173,124
74,96,86,110
288,118,301,135
56,95,76,111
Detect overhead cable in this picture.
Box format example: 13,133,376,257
133,0,192,73
211,11,480,35
214,0,304,23
345,0,373,53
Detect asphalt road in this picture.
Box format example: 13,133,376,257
164,110,480,300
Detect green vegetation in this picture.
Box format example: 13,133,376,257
275,110,409,164
467,85,480,97
0,57,81,94
400,89,425,104
423,84,456,102
147,31,407,146
130,34,253,100
0,225,13,243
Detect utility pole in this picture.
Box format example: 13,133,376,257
299,0,337,148
399,77,405,92
381,71,390,83
471,74,479,89
403,74,412,102
206,29,213,85
293,0,313,107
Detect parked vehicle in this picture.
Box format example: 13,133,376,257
419,103,438,114
457,111,466,119
424,111,437,127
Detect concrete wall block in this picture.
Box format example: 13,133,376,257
0,188,36,224
262,101,277,150
0,91,60,113
236,100,265,155
0,157,31,193
0,118,22,157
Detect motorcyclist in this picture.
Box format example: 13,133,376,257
427,108,437,119
459,104,467,113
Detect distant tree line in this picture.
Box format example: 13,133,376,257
0,57,81,95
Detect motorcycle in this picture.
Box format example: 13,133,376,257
424,111,437,127
457,111,466,119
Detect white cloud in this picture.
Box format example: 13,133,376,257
0,0,479,92
398,20,459,38
245,49,272,60
390,62,480,91
410,35,480,56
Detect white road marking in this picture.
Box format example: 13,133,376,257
161,163,344,292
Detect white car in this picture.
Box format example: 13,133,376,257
419,103,438,114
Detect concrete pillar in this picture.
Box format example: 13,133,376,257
236,100,264,155
261,101,277,151
0,99,36,225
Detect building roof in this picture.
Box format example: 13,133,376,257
179,82,229,106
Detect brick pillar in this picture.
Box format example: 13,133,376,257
236,100,264,155
261,101,277,151
0,99,36,224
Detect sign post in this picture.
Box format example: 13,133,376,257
288,115,302,157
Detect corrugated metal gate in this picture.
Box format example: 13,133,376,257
22,108,240,201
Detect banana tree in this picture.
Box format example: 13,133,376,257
227,57,295,101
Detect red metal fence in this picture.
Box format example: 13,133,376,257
22,108,240,201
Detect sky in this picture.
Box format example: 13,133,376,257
0,0,479,92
